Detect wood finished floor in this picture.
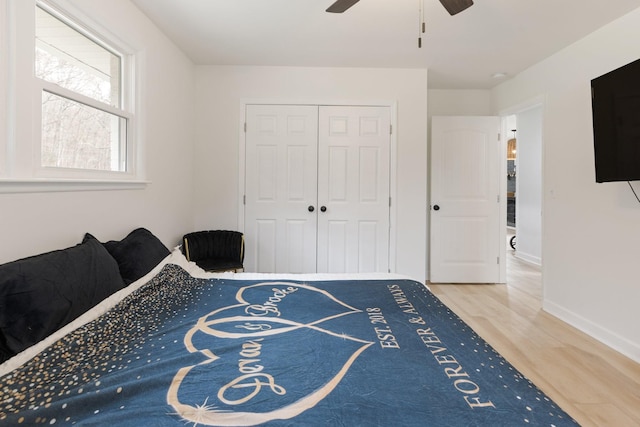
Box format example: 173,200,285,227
428,248,640,427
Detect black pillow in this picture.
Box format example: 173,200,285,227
0,236,126,360
101,228,170,285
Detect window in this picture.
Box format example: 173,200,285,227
1,0,142,191
35,3,130,173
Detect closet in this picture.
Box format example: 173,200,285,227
243,104,391,274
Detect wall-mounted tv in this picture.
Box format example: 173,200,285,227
591,58,640,183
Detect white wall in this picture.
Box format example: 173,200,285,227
0,0,196,262
193,66,428,281
514,106,542,265
492,7,640,362
427,89,492,116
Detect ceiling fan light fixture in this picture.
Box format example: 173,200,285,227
326,0,360,13
327,0,474,16
439,0,474,16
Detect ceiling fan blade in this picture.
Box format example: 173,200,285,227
439,0,474,15
326,0,360,13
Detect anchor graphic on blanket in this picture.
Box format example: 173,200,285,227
167,281,374,426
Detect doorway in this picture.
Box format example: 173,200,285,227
502,106,542,267
506,122,517,229
506,115,517,252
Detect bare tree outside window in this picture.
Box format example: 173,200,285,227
40,91,124,171
35,5,126,172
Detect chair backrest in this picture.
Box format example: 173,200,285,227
182,230,244,263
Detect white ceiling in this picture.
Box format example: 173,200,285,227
131,0,640,89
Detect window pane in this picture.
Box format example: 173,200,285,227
41,91,127,172
35,7,121,107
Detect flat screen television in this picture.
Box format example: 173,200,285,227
591,58,640,183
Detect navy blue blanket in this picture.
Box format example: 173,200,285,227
0,264,578,426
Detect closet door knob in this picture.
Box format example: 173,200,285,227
308,205,315,212
320,206,327,212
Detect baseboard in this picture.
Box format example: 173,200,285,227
543,299,640,363
514,251,541,266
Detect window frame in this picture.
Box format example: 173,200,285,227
0,0,147,193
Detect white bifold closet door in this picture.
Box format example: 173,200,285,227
244,104,390,274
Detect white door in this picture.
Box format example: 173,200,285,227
244,105,319,273
244,104,391,274
430,116,501,283
317,106,391,273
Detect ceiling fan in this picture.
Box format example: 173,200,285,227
326,0,474,15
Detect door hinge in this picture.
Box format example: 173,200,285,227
389,197,392,207
390,124,393,135
498,132,500,141
243,195,246,205
244,122,247,133
497,256,500,264
497,194,500,203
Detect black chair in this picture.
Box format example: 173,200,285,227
182,230,244,272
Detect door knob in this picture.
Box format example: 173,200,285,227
433,205,440,211
308,205,315,212
320,206,327,212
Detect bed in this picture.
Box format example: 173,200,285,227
0,229,579,426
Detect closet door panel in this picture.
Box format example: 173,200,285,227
328,147,348,201
245,105,318,273
317,106,391,273
256,220,277,272
326,220,348,273
358,220,378,272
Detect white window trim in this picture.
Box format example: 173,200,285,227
0,178,148,193
0,0,148,193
